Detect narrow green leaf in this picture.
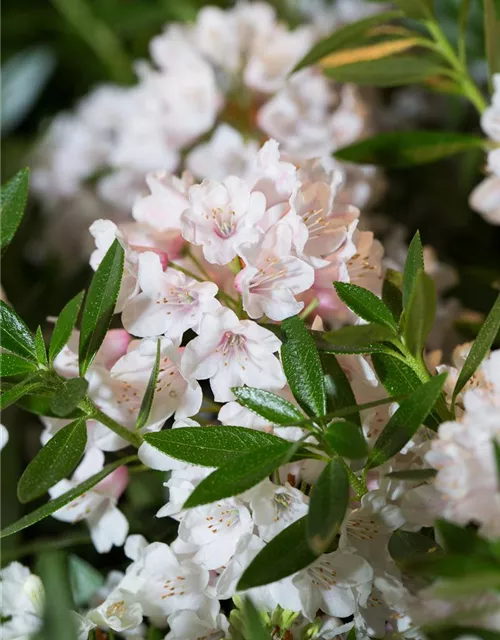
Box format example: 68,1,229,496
51,377,89,418
366,373,447,469
347,630,357,640
385,468,437,480
335,131,486,168
0,167,29,252
17,417,87,503
452,294,500,404
0,352,38,377
435,519,491,556
49,290,85,364
307,459,349,554
0,377,44,410
334,282,398,330
36,551,78,640
1,455,136,538
35,326,48,367
293,9,404,71
402,231,424,308
0,300,36,360
324,56,445,87
321,352,360,426
394,0,434,18
79,239,124,376
143,426,289,467
402,270,437,356
382,268,403,320
494,440,500,488
17,391,84,419
316,323,397,354
240,598,270,640
281,315,327,417
324,420,368,459
484,0,500,83
135,338,160,430
232,386,305,425
69,555,104,607
183,444,291,508
405,552,497,579
237,517,318,590
388,529,441,563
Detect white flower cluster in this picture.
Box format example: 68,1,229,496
470,73,500,224
31,1,380,255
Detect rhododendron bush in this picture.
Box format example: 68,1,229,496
1,1,500,640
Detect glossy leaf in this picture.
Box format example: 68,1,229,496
394,0,434,18
281,315,326,417
0,352,37,377
0,167,29,252
334,282,397,330
293,9,404,71
240,598,270,640
79,239,124,376
183,444,292,508
1,455,136,538
324,56,445,87
17,417,87,503
16,391,84,419
0,300,36,360
435,519,491,556
144,426,290,467
402,270,436,356
335,131,486,168
388,529,441,563
321,352,360,426
34,326,48,367
366,373,446,469
51,377,89,418
385,468,437,480
319,37,419,69
402,231,424,309
36,551,78,640
135,338,160,430
316,323,397,354
484,0,500,82
237,517,318,590
382,268,403,320
0,376,45,411
452,293,500,404
232,386,304,425
307,459,349,554
324,420,368,459
49,290,85,364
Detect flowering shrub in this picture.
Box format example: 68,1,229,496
1,2,500,640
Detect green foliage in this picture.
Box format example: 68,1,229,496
36,551,78,640
0,300,37,360
402,231,425,309
315,324,397,355
388,529,441,563
321,352,360,426
79,239,124,376
49,291,85,365
334,282,398,330
394,0,434,19
17,417,87,503
307,459,349,554
51,377,89,417
484,0,500,82
135,338,161,430
232,386,304,425
324,420,368,459
382,269,403,320
0,167,29,253
0,352,38,377
69,555,104,607
402,269,437,356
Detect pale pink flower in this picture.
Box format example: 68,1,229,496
122,252,220,340
132,170,192,232
181,176,266,265
181,307,285,401
246,139,297,208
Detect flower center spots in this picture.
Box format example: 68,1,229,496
250,257,286,291
302,207,329,239
273,492,294,522
106,600,126,618
307,560,338,589
216,331,247,358
206,504,241,533
347,517,380,540
161,575,187,599
115,381,141,415
212,207,236,238
156,287,196,307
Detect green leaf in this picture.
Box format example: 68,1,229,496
494,440,500,488
183,444,292,508
232,386,304,426
1,455,136,538
281,315,327,417
237,517,318,590
394,0,434,19
49,290,85,365
79,239,124,376
335,131,486,168
143,426,290,467
307,459,349,554
0,167,29,252
16,391,84,419
315,323,397,354
452,293,500,404
366,373,446,469
402,231,424,309
484,0,500,83
0,376,45,411
17,417,87,503
35,326,48,367
36,551,78,640
293,9,404,71
382,268,403,320
324,420,368,459
0,300,36,360
435,519,491,556
135,338,160,430
334,282,398,330
69,555,104,607
324,56,445,87
0,352,38,377
388,529,441,563
321,352,360,426
402,270,436,356
240,598,270,640
51,377,89,418
385,468,437,480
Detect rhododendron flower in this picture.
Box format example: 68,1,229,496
235,221,314,320
132,170,192,232
248,479,309,540
181,307,285,401
0,563,45,640
122,252,220,340
181,176,266,265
